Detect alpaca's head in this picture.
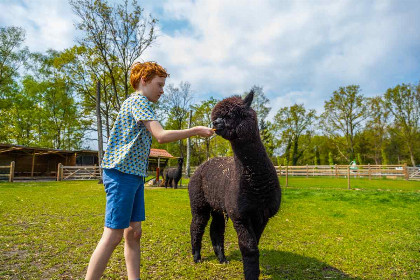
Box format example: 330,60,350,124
211,91,258,141
178,157,184,165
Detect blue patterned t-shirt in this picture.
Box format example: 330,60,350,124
101,93,156,176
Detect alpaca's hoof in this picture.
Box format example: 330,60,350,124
219,258,229,264
193,253,201,263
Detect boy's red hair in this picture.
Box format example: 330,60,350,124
130,61,169,90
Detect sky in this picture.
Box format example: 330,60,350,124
1,0,419,122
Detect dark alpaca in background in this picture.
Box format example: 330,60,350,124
188,91,281,280
163,157,184,189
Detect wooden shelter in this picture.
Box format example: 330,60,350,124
0,144,75,178
0,144,174,179
148,148,174,173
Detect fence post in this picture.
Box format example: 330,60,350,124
368,163,371,180
286,165,289,187
279,165,281,178
9,161,15,182
403,163,408,180
57,163,62,181
347,165,350,190
156,167,160,183
335,164,338,178
306,164,309,178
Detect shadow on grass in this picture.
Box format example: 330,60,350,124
260,250,361,279
203,249,361,279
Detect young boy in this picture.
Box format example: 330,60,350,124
85,62,214,280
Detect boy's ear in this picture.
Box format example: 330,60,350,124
140,77,146,86
243,90,254,108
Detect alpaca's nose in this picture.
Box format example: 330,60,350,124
213,118,224,129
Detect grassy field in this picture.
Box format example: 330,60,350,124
0,177,419,279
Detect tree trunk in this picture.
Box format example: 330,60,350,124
408,144,416,167
186,110,192,177
96,81,104,183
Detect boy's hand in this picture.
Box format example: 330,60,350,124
194,126,214,137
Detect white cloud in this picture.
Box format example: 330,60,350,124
0,0,76,52
142,0,420,117
1,0,419,119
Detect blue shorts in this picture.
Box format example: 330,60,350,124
103,168,145,229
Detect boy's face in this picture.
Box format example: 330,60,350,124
141,76,166,103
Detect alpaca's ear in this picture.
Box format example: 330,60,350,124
243,90,254,108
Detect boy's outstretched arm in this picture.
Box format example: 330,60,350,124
143,120,214,144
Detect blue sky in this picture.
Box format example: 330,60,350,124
1,0,419,121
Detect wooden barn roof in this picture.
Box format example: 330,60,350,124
149,148,174,158
0,143,74,155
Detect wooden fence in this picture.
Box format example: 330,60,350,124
275,164,410,179
191,164,414,180
57,164,101,181
3,162,417,183
274,164,416,189
0,161,15,182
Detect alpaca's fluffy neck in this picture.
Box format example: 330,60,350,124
231,138,273,175
177,162,182,173
230,138,277,196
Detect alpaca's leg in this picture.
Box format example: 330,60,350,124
233,220,260,280
252,216,269,245
210,211,227,263
190,209,210,263
164,175,168,188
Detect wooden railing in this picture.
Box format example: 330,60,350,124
0,161,15,182
57,164,101,181
275,164,409,179
189,164,410,179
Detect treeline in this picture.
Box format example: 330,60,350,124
154,83,419,168
0,0,419,166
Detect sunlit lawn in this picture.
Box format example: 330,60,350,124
0,177,419,279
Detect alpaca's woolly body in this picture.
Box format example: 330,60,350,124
188,92,281,280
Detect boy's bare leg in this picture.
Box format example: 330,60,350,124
85,227,124,280
124,222,142,280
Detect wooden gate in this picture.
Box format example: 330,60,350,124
57,164,101,181
408,167,420,180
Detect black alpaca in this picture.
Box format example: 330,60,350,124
163,157,183,189
188,91,281,280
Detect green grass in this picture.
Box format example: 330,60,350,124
0,178,419,279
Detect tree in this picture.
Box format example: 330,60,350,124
63,45,118,139
243,85,275,157
0,26,28,89
158,81,193,157
384,83,420,166
321,85,367,162
364,96,390,164
69,0,157,144
0,49,89,149
70,0,157,99
191,97,218,161
0,26,29,141
274,104,317,165
260,120,276,158
25,50,89,149
243,85,270,129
